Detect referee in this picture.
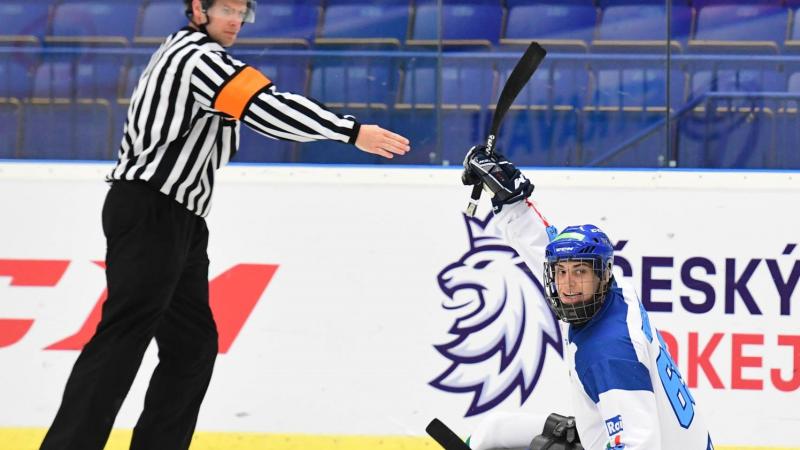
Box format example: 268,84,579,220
40,1,410,449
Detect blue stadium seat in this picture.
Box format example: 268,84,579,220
0,0,51,45
111,60,151,153
773,101,800,169
310,60,398,108
788,72,800,92
21,99,114,160
0,60,35,99
502,0,597,53
409,0,502,50
496,62,590,108
249,59,309,95
299,55,399,164
316,0,410,49
236,127,299,163
394,62,495,165
0,99,21,158
32,62,72,98
32,60,123,99
581,108,668,167
47,0,140,46
690,0,789,54
490,60,588,166
579,65,686,167
677,105,776,168
593,0,692,53
399,64,495,107
592,68,686,109
119,62,146,100
135,0,187,46
773,117,800,169
234,59,309,163
494,107,581,166
690,68,786,101
783,4,800,52
236,0,320,48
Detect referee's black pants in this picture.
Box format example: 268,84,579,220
40,181,218,450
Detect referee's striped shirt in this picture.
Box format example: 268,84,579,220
107,27,361,217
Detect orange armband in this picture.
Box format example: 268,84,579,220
213,66,271,119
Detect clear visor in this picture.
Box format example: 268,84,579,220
206,1,257,24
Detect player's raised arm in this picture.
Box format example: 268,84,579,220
461,144,555,271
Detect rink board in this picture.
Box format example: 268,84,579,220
0,162,798,449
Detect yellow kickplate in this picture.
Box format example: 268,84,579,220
0,428,796,450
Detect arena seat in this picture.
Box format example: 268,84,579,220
501,0,597,53
593,0,692,53
488,60,588,166
677,104,776,168
0,98,21,158
689,67,786,111
689,0,789,54
236,127,299,163
20,98,114,160
782,2,800,52
773,101,800,169
408,0,502,50
236,0,320,48
310,60,399,109
135,0,187,46
0,60,35,99
0,0,52,45
384,61,495,165
32,59,122,99
397,64,495,108
497,61,590,109
315,0,410,50
46,0,140,47
592,68,686,109
579,65,687,167
234,60,310,163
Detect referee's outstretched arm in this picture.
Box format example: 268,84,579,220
191,51,410,159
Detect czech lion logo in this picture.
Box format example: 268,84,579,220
431,212,563,416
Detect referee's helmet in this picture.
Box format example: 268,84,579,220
184,0,257,24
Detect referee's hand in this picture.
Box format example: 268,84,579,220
355,124,411,159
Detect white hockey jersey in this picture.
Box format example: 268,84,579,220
493,201,713,450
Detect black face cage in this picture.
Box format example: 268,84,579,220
543,257,608,326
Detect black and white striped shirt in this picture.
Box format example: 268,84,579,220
107,27,361,217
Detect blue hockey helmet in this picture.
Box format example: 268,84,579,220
543,225,614,325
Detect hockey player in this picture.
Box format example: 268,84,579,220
460,145,713,450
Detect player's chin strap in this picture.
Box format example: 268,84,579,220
529,413,584,450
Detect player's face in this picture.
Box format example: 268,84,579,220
202,0,246,47
554,260,601,305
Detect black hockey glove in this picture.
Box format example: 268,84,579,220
462,144,534,213
529,413,583,450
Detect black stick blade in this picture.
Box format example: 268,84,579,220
489,41,547,143
426,418,472,450
465,41,546,216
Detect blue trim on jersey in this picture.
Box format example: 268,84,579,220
638,300,653,343
569,286,654,403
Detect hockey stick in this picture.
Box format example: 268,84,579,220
426,418,473,450
465,42,547,217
